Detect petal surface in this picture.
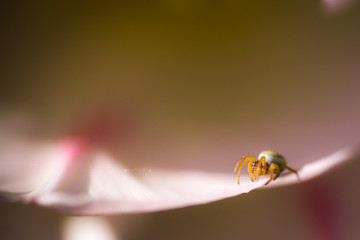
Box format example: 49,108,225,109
18,142,357,215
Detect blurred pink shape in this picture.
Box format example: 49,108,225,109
324,0,358,12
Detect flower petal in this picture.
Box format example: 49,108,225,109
16,143,357,215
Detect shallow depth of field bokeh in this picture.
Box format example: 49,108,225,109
1,1,360,240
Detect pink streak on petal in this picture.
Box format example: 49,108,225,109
59,138,88,165
25,138,87,201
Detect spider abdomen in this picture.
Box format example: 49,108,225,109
258,150,287,172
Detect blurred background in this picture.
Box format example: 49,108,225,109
1,0,360,239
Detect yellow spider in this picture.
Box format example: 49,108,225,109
234,150,299,185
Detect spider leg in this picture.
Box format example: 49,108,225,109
247,156,257,182
256,156,267,179
255,158,262,180
234,157,248,184
273,170,281,181
265,163,280,185
254,159,262,180
234,157,246,174
285,165,300,181
261,156,267,175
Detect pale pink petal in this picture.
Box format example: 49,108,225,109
1,112,358,215
0,130,66,195
12,142,356,215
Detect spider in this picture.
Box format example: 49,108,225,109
234,150,299,185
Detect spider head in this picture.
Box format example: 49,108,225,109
250,160,259,173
